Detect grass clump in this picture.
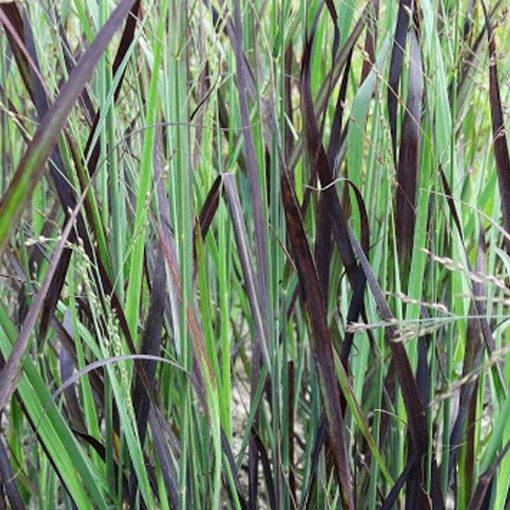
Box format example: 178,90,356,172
1,0,510,508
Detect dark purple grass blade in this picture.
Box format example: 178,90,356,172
0,437,24,510
481,0,510,254
248,357,262,509
148,409,180,509
111,1,141,97
71,430,105,461
439,165,464,240
313,28,352,299
300,415,327,510
84,0,141,176
464,378,479,503
287,361,296,503
284,43,294,160
314,192,333,304
0,4,46,106
301,27,357,283
230,2,270,500
193,175,222,270
252,433,276,510
129,248,167,506
231,0,269,327
349,230,445,509
395,27,423,261
468,439,510,510
381,456,415,510
220,431,248,510
60,344,87,433
281,169,354,509
387,0,413,164
340,266,366,367
344,181,370,265
301,15,371,380
327,48,352,172
40,246,72,341
448,231,486,479
337,179,370,366
0,0,137,254
222,170,266,507
222,174,270,366
405,451,432,507
416,331,430,410
325,0,339,60
197,175,222,239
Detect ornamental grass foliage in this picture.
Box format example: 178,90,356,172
1,0,510,508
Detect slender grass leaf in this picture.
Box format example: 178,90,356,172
60,344,87,433
468,439,510,510
149,409,180,510
252,433,276,510
395,27,423,261
129,248,166,505
0,5,48,101
300,416,327,510
381,456,416,510
193,175,222,270
349,229,445,508
481,0,510,254
387,0,413,163
281,169,354,509
231,0,269,331
222,173,269,366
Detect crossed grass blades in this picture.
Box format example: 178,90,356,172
1,0,510,508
